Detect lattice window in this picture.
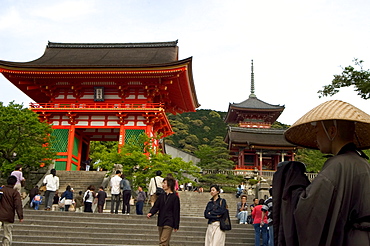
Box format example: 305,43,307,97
51,129,69,152
125,129,145,145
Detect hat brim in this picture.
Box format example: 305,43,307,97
284,100,370,150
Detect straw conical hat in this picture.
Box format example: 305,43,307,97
284,100,370,149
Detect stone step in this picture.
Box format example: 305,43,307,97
13,209,256,245
16,172,261,246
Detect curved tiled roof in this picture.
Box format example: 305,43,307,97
0,41,180,68
224,127,296,147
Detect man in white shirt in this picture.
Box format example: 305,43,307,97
110,170,122,214
43,169,59,210
148,171,163,206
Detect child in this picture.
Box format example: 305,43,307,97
96,186,107,213
51,191,60,211
31,192,42,210
136,186,146,215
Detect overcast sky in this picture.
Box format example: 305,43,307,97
0,0,369,125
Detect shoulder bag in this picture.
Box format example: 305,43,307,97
219,198,232,231
154,177,165,196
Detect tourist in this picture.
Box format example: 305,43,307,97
148,170,163,206
120,174,132,215
96,186,107,213
261,188,273,246
147,176,180,246
236,194,249,224
166,173,179,193
204,185,228,246
136,186,146,215
60,185,74,211
110,170,122,214
29,185,39,207
10,165,25,195
250,198,259,213
236,185,243,198
186,182,192,191
31,192,42,210
274,100,370,246
0,176,24,246
43,169,59,210
83,185,95,212
74,191,84,212
51,191,60,211
252,199,268,246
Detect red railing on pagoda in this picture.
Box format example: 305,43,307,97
30,102,164,110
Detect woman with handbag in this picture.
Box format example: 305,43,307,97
60,185,74,211
204,185,228,246
83,185,96,212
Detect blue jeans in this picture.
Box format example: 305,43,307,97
136,201,144,215
33,201,41,210
237,211,248,223
268,225,274,246
253,223,268,246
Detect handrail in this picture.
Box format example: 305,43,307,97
30,102,164,110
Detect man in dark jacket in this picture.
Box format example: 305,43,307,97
0,175,24,245
147,176,180,246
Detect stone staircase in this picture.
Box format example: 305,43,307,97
8,171,259,245
56,170,108,194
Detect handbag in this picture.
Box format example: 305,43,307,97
219,199,232,231
154,177,165,196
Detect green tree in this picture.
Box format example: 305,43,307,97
318,59,370,99
0,102,56,175
195,136,234,171
89,135,200,190
295,148,327,173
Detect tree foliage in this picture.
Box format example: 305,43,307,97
89,135,200,190
295,148,327,173
195,136,234,171
318,59,370,99
0,102,56,175
165,110,228,154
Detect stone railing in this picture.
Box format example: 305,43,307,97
202,169,318,182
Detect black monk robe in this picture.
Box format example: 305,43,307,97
274,143,370,246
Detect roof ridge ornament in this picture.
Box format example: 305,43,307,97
47,40,178,49
249,59,256,98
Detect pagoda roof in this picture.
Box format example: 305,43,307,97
230,94,284,110
0,41,180,68
224,126,296,148
224,94,285,124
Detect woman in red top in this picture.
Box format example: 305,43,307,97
252,199,268,246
